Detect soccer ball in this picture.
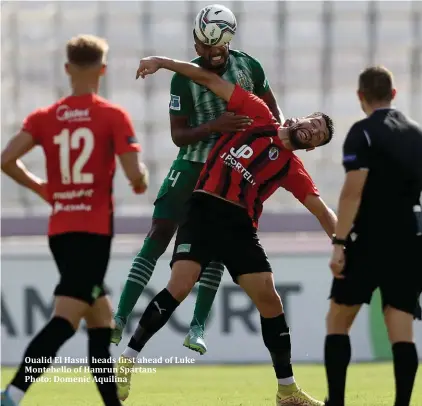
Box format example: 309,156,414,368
194,4,237,47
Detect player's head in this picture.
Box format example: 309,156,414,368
65,34,109,79
357,66,396,115
284,113,334,150
193,30,230,71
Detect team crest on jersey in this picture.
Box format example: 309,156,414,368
268,146,279,160
236,70,253,91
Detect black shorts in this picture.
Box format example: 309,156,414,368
330,234,422,318
49,232,112,305
170,192,271,283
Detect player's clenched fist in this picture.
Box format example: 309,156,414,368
132,162,149,194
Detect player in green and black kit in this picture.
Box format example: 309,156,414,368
112,10,284,355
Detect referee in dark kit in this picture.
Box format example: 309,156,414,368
324,66,422,406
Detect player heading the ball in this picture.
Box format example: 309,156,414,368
125,55,337,406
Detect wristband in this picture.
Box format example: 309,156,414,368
332,235,347,246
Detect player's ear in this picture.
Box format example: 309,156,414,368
64,63,70,75
100,64,107,76
357,90,364,102
391,88,397,100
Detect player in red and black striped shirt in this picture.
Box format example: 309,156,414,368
122,57,338,406
196,107,327,228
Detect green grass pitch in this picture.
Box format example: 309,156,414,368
2,363,421,405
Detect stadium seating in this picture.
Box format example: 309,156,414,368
1,1,421,215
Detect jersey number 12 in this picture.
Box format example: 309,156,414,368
54,128,94,185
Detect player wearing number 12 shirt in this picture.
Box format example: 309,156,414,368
1,35,148,406
117,57,337,406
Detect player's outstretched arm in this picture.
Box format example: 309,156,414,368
1,131,48,203
303,194,337,237
279,154,337,237
136,57,235,102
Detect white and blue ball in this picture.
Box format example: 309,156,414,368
194,4,237,47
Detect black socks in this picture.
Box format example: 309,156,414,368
10,317,75,392
261,314,294,380
392,342,418,406
324,334,351,406
128,289,180,352
88,328,121,406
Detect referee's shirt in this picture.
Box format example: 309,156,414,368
342,108,422,238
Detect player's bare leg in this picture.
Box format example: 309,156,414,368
239,272,324,406
112,218,177,344
116,260,201,401
324,301,360,406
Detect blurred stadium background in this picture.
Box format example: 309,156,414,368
1,0,422,378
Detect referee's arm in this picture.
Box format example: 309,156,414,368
334,125,370,240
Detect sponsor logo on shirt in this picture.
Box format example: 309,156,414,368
53,189,94,200
56,105,90,122
53,202,92,214
220,145,256,185
230,145,253,159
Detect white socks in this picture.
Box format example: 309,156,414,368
122,347,139,359
6,385,25,405
278,376,296,386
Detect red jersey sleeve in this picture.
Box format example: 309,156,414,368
279,154,320,203
21,109,44,144
111,108,141,155
227,85,276,127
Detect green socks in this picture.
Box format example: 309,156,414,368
116,239,224,333
190,261,224,329
115,237,165,320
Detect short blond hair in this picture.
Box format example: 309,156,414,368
66,34,109,67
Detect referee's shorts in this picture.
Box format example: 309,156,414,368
330,234,422,319
49,232,112,305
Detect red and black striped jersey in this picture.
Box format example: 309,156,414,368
195,85,319,227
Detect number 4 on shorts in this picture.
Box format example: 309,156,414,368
168,169,180,187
